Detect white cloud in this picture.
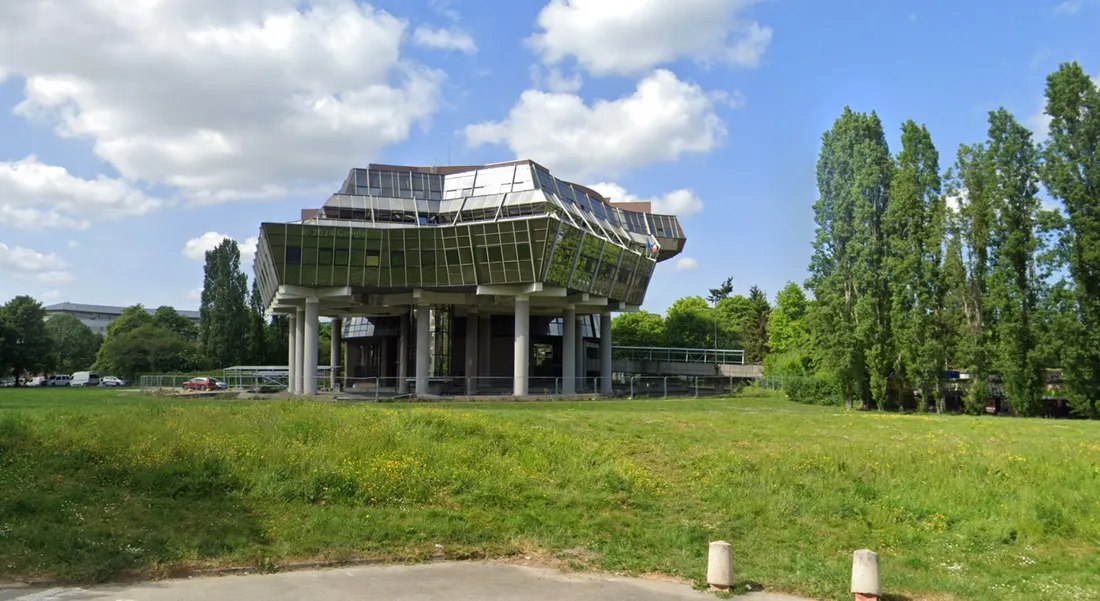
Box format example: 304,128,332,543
412,25,476,53
0,156,161,230
1054,0,1084,14
590,182,706,217
41,289,61,300
465,69,727,180
186,288,203,301
183,232,259,263
1,0,444,201
0,242,72,283
530,66,583,94
428,0,462,22
945,191,963,213
545,68,583,94
674,257,700,271
529,0,772,75
67,240,80,249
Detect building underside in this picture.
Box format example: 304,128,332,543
253,159,687,397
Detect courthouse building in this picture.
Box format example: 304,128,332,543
252,160,686,397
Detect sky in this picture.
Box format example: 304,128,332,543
0,0,1097,315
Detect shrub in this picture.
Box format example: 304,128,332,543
783,375,842,405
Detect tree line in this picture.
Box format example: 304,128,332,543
0,239,331,383
780,61,1099,417
611,278,773,363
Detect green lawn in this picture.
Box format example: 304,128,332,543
1,387,1098,600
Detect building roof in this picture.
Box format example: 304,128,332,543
45,302,200,320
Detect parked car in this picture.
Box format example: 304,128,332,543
100,376,130,387
27,376,47,387
45,375,72,386
71,371,100,387
182,377,227,391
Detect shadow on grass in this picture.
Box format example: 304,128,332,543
0,419,267,583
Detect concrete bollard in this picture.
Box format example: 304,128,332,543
851,549,881,600
706,540,734,591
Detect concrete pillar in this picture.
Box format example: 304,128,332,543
575,315,585,391
599,311,612,395
304,299,319,395
330,318,342,391
851,549,881,600
465,311,479,394
379,336,390,383
514,297,530,396
397,312,410,394
415,304,431,396
345,342,360,388
287,313,297,393
562,308,576,394
478,315,491,379
707,541,734,591
295,307,306,394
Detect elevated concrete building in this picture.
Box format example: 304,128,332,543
253,160,686,397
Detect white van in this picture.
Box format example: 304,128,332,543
71,371,100,387
45,375,72,386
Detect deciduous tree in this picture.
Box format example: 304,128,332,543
885,120,945,410
611,311,666,347
742,286,771,364
1040,61,1100,417
199,239,249,368
986,108,1044,416
808,108,893,409
46,314,102,374
0,296,53,382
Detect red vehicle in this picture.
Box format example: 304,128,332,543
181,377,227,391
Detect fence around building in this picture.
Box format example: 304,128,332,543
138,346,758,398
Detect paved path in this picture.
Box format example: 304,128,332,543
0,562,814,601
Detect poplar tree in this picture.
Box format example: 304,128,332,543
986,108,1044,415
885,120,944,410
199,239,250,368
1040,62,1100,417
949,143,997,414
808,108,893,409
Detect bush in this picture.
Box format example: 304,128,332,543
783,375,842,405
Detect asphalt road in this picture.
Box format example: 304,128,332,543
0,562,814,601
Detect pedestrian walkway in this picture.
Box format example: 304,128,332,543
1,561,815,601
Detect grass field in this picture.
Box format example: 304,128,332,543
1,387,1098,600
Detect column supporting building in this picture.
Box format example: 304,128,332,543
379,336,390,384
287,312,298,394
415,304,431,396
514,296,530,396
398,312,410,394
304,298,320,395
330,318,342,391
576,315,586,391
478,315,491,380
295,308,306,394
599,311,612,395
345,342,360,388
465,311,479,394
562,308,576,394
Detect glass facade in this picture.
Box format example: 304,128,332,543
255,161,685,310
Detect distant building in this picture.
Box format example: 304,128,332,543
44,302,200,335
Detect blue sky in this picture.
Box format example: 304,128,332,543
0,0,1097,315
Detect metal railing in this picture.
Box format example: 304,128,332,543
612,346,746,365
139,371,747,400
